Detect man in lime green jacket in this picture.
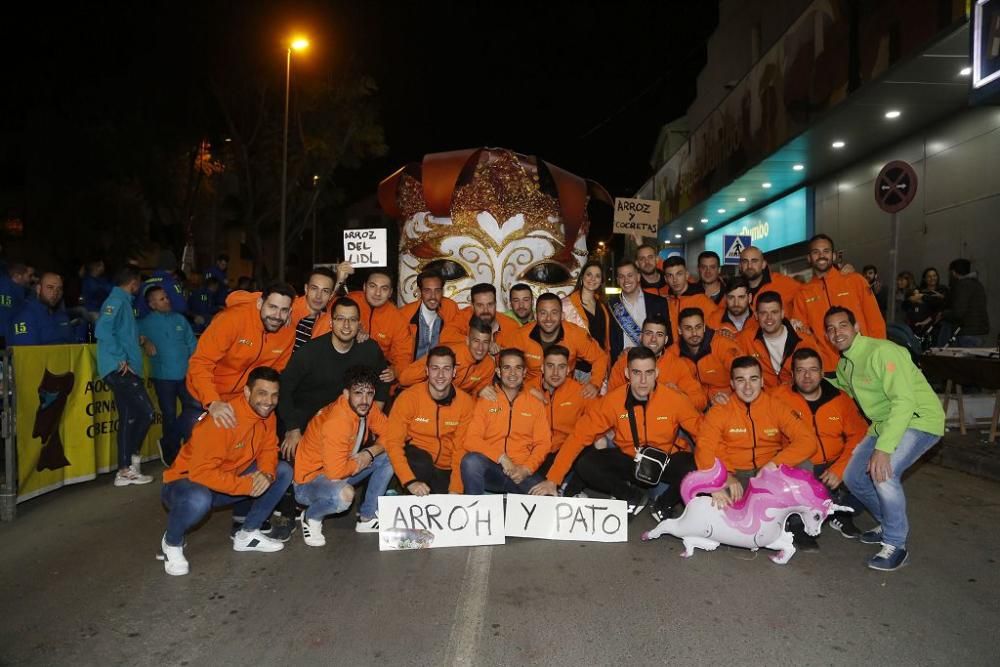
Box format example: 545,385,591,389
825,306,944,572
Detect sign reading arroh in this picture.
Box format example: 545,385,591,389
723,234,752,265
613,198,659,236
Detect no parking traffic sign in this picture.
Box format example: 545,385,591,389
874,161,918,213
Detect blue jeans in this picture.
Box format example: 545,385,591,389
104,371,154,470
152,378,203,465
160,461,293,546
844,429,941,548
460,452,543,495
293,453,393,521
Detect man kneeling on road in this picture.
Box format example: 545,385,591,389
293,366,394,545
158,367,291,576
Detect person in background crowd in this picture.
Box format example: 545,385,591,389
739,245,801,317
235,276,253,291
137,252,188,318
916,267,949,318
80,259,112,323
398,269,460,361
561,260,612,385
608,258,670,364
506,283,535,325
385,346,476,495
636,243,670,299
188,276,221,333
696,251,726,304
707,276,758,338
205,253,230,308
825,306,945,571
96,266,155,487
739,291,821,388
7,272,84,346
139,285,200,466
293,366,394,542
661,256,719,344
158,367,290,575
0,263,35,341
863,264,888,315
893,272,921,328
941,258,989,347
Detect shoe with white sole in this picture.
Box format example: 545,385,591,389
114,469,153,486
233,529,284,552
355,516,380,533
156,534,189,576
131,454,144,474
300,514,326,547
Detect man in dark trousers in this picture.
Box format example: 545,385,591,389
943,258,989,347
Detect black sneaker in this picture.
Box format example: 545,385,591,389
829,514,861,539
263,514,295,542
649,496,676,523
625,488,648,518
792,530,820,552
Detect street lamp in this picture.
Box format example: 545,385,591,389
279,35,309,281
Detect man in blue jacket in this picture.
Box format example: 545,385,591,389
81,259,112,322
139,285,200,465
96,266,155,487
0,263,35,343
7,272,85,346
187,276,221,334
137,254,188,319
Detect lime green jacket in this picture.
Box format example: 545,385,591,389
832,335,944,453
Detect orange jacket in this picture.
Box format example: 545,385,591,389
541,379,592,453
398,341,495,396
748,268,802,320
607,351,707,411
562,290,612,358
163,397,278,495
518,321,609,388
547,384,702,485
440,310,523,350
313,292,414,374
186,301,295,406
706,307,758,339
696,391,819,472
383,383,475,488
457,389,551,486
293,394,389,484
772,383,868,478
227,291,329,339
667,290,721,345
670,328,743,402
792,268,886,371
740,321,822,388
640,274,671,299
399,297,462,357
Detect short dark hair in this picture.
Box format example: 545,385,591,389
144,284,166,305
663,256,686,269
824,305,856,326
497,348,526,365
261,281,297,302
642,314,670,331
615,258,638,273
755,290,783,309
626,345,657,365
426,345,456,366
205,276,220,288
949,258,971,276
216,253,230,262
470,283,496,299
307,266,337,286
509,283,532,296
344,365,379,392
332,296,361,315
809,233,835,249
697,251,721,265
730,355,762,377
416,269,443,289
636,243,658,255
861,264,878,274
114,266,141,287
678,307,704,323
247,366,280,388
365,268,394,285
468,315,493,336
724,275,751,295
791,347,823,370
536,292,561,308
543,344,570,361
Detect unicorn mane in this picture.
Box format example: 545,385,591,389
681,458,729,504
719,465,832,535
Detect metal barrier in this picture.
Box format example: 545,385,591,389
1,347,16,521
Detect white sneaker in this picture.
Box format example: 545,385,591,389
114,469,153,486
355,516,379,533
232,529,285,552
157,534,189,576
131,454,143,474
299,514,326,547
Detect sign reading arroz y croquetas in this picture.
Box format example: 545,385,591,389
378,494,505,550
504,494,628,542
612,197,659,236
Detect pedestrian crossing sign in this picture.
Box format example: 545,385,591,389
723,235,751,265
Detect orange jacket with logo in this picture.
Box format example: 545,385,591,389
517,321,610,388
739,322,822,388
186,301,295,406
440,310,523,350
398,341,495,396
772,383,868,478
163,397,278,495
541,379,592,453
606,351,707,411
456,390,551,487
670,328,743,402
749,269,802,321
383,382,476,488
293,394,389,484
696,391,819,472
312,292,414,374
706,307,759,339
226,291,329,339
546,384,702,485
793,268,887,371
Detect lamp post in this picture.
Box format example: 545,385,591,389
279,36,309,281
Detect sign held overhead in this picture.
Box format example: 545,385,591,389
344,228,387,268
613,197,659,236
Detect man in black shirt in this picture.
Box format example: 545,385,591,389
278,297,390,460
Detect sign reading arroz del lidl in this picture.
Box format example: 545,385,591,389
613,198,660,236
378,494,506,550
705,188,812,257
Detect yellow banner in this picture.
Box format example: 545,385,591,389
13,344,164,502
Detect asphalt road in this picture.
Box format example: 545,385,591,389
1,462,997,666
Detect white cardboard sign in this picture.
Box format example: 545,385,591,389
378,494,505,551
612,197,659,236
343,228,387,268
504,494,628,543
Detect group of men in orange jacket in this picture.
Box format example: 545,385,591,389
155,232,890,577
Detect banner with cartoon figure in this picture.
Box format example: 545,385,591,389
12,344,163,502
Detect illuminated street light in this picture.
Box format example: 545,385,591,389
280,35,311,281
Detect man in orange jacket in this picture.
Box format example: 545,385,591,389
772,347,868,543
536,345,593,478
696,356,819,508
739,245,802,319
385,346,476,495
158,367,291,576
707,276,758,339
531,346,701,520
517,293,608,398
457,348,551,494
662,256,720,345
739,291,821,388
793,234,887,371
672,307,742,405
606,314,707,411
399,316,495,396
186,282,296,431
292,366,394,545
441,283,522,352
398,268,461,361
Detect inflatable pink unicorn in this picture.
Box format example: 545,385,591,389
641,458,852,564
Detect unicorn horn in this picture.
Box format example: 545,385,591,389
829,504,855,514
